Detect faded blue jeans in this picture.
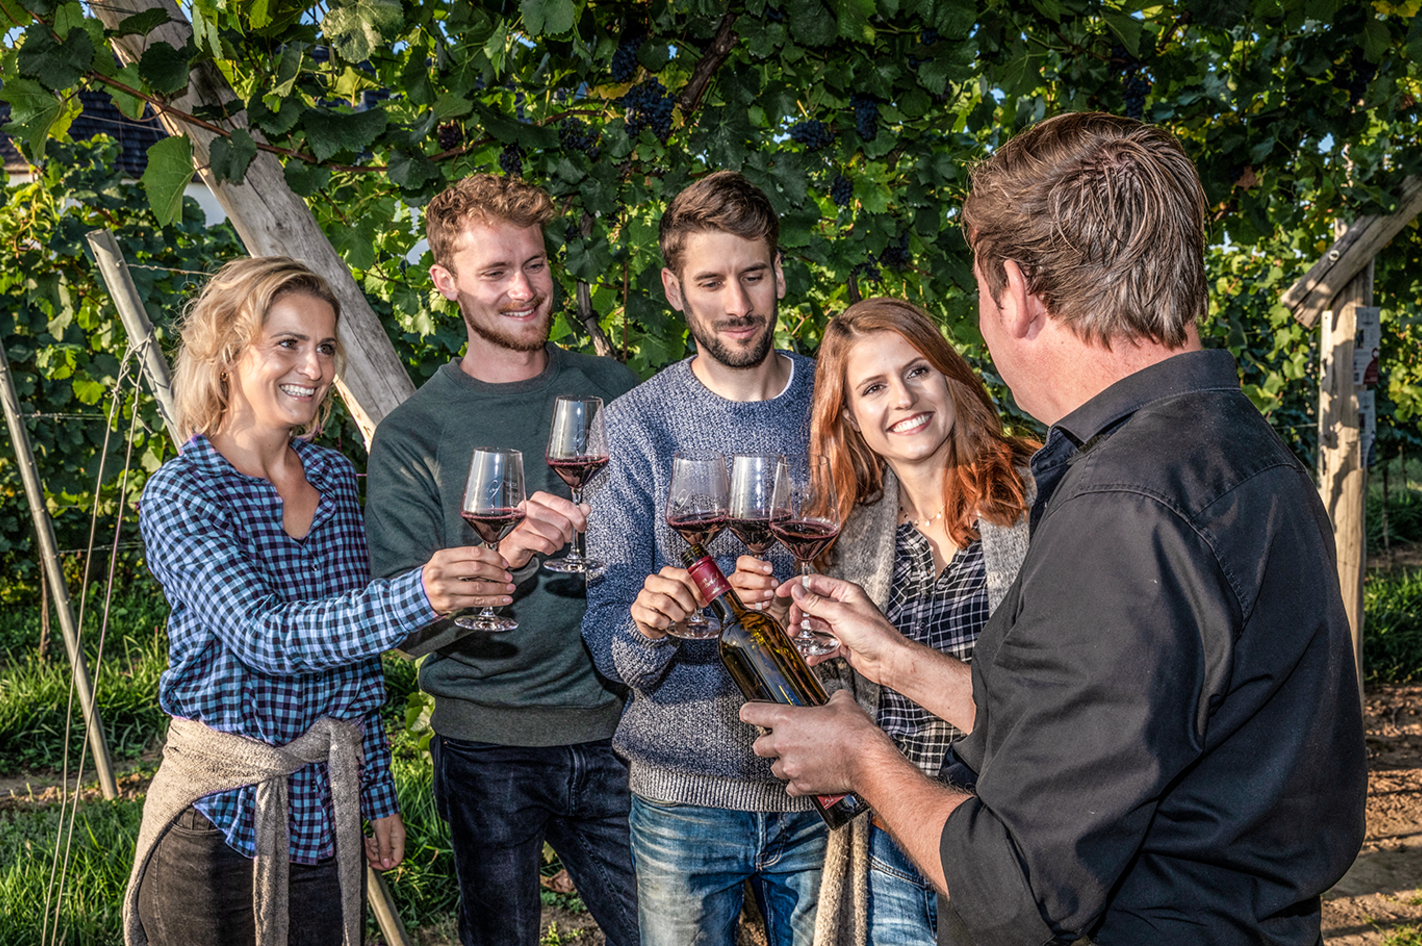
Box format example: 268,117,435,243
432,736,639,946
630,793,826,946
868,822,937,945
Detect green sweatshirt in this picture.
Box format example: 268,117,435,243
365,345,638,746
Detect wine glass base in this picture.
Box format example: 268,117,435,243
453,614,519,633
543,556,603,574
665,619,720,640
792,632,839,657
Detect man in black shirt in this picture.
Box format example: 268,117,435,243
742,112,1367,944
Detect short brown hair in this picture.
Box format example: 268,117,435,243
812,297,1038,549
659,170,779,275
962,112,1207,348
173,256,342,441
426,174,556,272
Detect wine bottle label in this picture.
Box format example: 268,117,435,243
818,793,849,807
686,556,731,601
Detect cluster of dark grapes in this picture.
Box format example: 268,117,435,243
611,30,644,83
559,117,601,159
920,27,940,45
499,143,524,178
850,94,879,141
1108,43,1154,120
879,232,911,271
854,256,882,285
624,78,674,141
1332,46,1376,106
830,174,853,208
765,6,784,21
789,120,833,151
436,122,463,151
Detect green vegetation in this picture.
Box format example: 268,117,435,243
1380,924,1422,946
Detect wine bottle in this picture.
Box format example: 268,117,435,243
680,543,871,830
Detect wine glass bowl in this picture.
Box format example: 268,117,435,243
456,447,526,632
770,455,842,656
664,453,729,638
728,453,780,558
544,395,609,574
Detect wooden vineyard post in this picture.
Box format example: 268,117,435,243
0,340,118,799
1315,259,1373,711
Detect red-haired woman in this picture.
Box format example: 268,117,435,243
733,297,1037,946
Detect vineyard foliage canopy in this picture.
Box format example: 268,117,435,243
0,0,1420,583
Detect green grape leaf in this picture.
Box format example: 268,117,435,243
283,160,332,197
108,63,147,120
115,7,172,36
0,77,78,161
323,0,405,62
209,128,257,183
386,150,443,191
16,24,93,91
785,0,837,46
1360,16,1390,63
329,214,380,270
141,135,194,226
521,0,576,36
301,106,388,162
138,41,194,96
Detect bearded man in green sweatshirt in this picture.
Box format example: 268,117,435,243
364,174,639,946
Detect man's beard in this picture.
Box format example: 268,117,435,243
460,296,552,353
684,288,778,369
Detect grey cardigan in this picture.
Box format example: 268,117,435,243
812,468,1033,946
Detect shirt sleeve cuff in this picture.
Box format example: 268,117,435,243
940,797,1057,943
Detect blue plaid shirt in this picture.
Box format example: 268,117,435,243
140,435,435,864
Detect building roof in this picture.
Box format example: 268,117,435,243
1,89,168,177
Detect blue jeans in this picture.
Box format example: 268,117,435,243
868,823,936,945
432,736,639,946
630,794,826,946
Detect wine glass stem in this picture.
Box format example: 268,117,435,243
570,488,586,563
799,564,812,631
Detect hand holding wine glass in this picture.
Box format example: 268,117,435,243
663,452,729,638
771,455,842,656
456,447,526,632
544,395,610,574
728,454,780,611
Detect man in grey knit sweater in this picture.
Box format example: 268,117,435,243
365,175,639,946
583,171,825,946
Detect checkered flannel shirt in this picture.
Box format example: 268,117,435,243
878,523,990,775
139,435,435,864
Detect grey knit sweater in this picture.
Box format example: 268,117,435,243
583,353,819,811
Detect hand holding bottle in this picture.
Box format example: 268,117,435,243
740,689,896,800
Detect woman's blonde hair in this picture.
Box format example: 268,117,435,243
172,257,342,441
812,297,1038,548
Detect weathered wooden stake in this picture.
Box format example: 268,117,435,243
1316,259,1372,711
0,341,118,798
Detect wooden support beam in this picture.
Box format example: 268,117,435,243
1315,260,1371,711
0,341,118,799
88,0,415,447
1285,175,1422,329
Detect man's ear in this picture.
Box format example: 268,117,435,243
773,250,787,301
1001,260,1049,340
661,267,685,313
430,263,458,302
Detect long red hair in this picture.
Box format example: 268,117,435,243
811,297,1038,547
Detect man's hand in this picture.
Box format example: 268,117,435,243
365,813,406,870
779,574,911,682
421,547,514,614
499,491,586,570
741,690,896,796
783,573,978,733
630,567,705,640
728,555,788,619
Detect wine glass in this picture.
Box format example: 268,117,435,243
544,395,610,574
728,453,780,609
770,455,841,656
456,447,527,632
664,452,729,638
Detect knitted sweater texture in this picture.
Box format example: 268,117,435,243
583,353,818,811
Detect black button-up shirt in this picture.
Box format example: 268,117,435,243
939,350,1367,945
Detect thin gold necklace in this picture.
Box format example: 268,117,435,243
899,501,946,530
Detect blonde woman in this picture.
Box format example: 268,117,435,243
125,257,507,946
734,297,1036,945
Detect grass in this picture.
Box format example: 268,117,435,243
1365,567,1422,684
1380,925,1422,946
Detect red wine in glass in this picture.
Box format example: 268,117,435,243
667,512,728,547
769,518,840,563
545,396,610,574
548,456,610,491
728,516,775,556
461,508,527,546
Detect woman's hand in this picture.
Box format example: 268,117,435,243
365,813,406,870
630,567,705,640
728,555,789,620
421,547,515,614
